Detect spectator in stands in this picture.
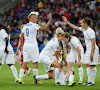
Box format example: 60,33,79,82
0,0,100,53
43,37,49,45
13,38,18,47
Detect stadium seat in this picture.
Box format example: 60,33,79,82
10,41,14,46
39,44,45,52
13,47,17,53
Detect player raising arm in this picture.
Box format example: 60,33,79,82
19,11,52,84
62,16,99,86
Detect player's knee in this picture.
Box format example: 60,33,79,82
90,65,95,68
78,65,81,68
86,64,90,67
8,64,13,67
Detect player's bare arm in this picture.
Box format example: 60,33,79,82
54,50,61,60
39,13,52,31
17,39,21,53
76,47,81,67
4,37,9,53
63,46,67,66
20,33,24,48
90,38,95,61
62,16,80,31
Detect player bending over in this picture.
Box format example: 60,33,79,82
35,27,65,85
62,32,84,84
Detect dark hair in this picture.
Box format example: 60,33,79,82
83,17,93,27
0,23,9,34
64,32,72,41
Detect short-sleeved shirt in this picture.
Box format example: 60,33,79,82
62,36,84,53
40,37,60,57
79,27,98,51
22,22,41,45
0,29,10,50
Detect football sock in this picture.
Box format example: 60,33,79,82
19,68,25,78
69,75,74,82
36,74,48,79
10,65,19,80
33,69,38,77
78,67,83,82
91,67,97,84
87,67,91,83
55,68,60,83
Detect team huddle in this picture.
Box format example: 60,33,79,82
0,11,99,86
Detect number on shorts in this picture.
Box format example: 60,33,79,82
26,28,29,37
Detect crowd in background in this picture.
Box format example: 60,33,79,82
0,0,100,53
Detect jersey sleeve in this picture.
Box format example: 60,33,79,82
35,24,41,31
79,27,85,32
71,38,79,48
2,30,8,39
88,30,95,39
53,42,59,51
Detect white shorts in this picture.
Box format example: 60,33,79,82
23,44,39,63
0,46,15,64
84,47,99,65
69,51,84,63
39,55,54,72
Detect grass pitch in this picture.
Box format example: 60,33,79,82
0,63,100,90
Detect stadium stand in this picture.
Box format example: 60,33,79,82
0,0,100,53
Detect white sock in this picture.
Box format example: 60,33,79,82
33,69,38,77
55,68,60,83
78,67,83,82
69,75,74,82
87,67,91,83
10,65,19,80
19,68,25,78
36,74,48,79
91,67,97,84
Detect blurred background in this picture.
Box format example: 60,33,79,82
0,0,100,53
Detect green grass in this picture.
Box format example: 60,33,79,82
0,63,100,90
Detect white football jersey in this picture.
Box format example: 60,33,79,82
22,22,41,44
79,27,98,51
40,37,60,57
0,29,10,50
62,36,84,53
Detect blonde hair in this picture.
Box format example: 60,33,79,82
56,27,65,37
28,11,39,20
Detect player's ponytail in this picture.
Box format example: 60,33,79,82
56,27,65,37
83,17,93,27
64,32,72,41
